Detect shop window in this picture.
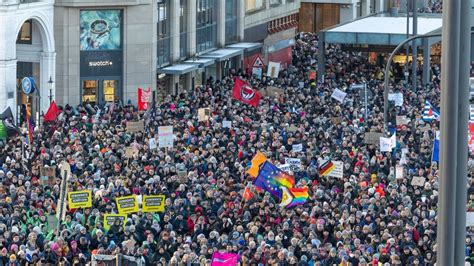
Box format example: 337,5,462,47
270,0,281,6
17,20,32,44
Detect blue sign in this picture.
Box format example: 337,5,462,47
21,77,36,95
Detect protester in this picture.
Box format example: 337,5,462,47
0,30,471,266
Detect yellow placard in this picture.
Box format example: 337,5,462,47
115,195,139,214
104,94,115,102
103,214,127,231
67,190,92,209
142,195,166,213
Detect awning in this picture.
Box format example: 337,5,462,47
226,42,263,52
267,38,296,53
184,58,216,68
157,64,199,75
200,48,243,62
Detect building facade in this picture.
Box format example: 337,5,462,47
0,0,55,120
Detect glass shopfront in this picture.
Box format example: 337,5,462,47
80,10,123,105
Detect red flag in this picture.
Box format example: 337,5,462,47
43,101,60,122
243,187,254,201
138,87,151,111
232,78,261,107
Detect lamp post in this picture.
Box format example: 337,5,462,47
48,76,54,104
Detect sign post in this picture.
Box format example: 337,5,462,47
351,83,368,121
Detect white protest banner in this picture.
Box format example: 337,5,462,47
380,137,392,152
411,176,426,187
331,88,347,103
267,61,281,78
395,165,405,179
390,133,397,149
364,132,384,145
149,138,157,150
388,93,404,107
222,120,232,128
252,67,262,79
292,144,303,152
320,160,344,179
198,108,211,122
158,126,174,148
285,158,302,171
400,148,409,165
467,212,474,227
278,164,292,173
396,116,410,126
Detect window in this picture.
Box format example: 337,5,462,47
180,0,188,59
157,0,171,67
269,0,281,6
225,0,237,44
245,0,263,12
17,20,32,44
196,0,217,53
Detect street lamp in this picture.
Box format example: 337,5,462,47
48,76,54,103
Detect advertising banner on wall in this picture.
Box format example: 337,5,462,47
80,10,122,51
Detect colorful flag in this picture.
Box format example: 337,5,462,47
280,187,309,208
43,101,60,122
211,251,239,266
423,100,440,122
469,122,474,154
432,131,440,163
232,78,261,107
319,160,335,176
25,105,33,145
138,87,152,111
247,151,267,178
253,161,295,199
243,186,254,201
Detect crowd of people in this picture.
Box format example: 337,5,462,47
0,29,472,265
419,0,443,13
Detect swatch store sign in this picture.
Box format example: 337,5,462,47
80,50,122,77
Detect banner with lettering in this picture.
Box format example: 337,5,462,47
116,195,139,214
103,214,127,230
67,190,92,209
142,195,166,212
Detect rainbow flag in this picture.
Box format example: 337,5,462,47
25,105,33,145
286,187,309,208
253,161,295,199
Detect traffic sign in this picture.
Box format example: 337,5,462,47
252,55,265,68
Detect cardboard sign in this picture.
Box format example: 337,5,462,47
263,86,285,98
364,132,384,145
278,164,291,172
331,117,343,125
116,195,139,214
380,137,392,152
198,108,211,122
142,195,166,213
126,121,145,133
124,147,139,158
267,62,281,78
411,176,426,187
292,144,303,152
320,160,344,178
158,126,174,148
67,190,92,209
103,214,127,230
222,120,232,128
285,158,302,171
388,93,404,107
395,166,405,179
331,89,347,103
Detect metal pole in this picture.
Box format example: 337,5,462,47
436,0,461,264
454,0,471,263
411,0,418,90
57,169,68,235
405,0,410,86
383,33,442,132
364,82,368,121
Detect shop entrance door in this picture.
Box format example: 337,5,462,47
82,79,119,105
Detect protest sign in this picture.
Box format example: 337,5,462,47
40,166,56,187
331,89,347,103
380,137,392,152
395,166,405,179
124,146,139,159
285,158,302,171
411,176,426,187
67,190,92,209
288,125,298,132
103,214,127,230
292,144,303,152
400,148,409,165
331,117,343,125
388,93,404,107
308,70,317,80
126,121,144,133
116,195,139,214
142,195,166,213
252,67,262,79
396,116,410,127
278,164,292,172
149,138,157,150
267,62,281,78
198,108,211,122
158,126,174,148
222,120,232,128
263,86,285,98
364,132,383,145
467,212,474,227
323,160,344,178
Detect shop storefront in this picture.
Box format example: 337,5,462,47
79,10,123,105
